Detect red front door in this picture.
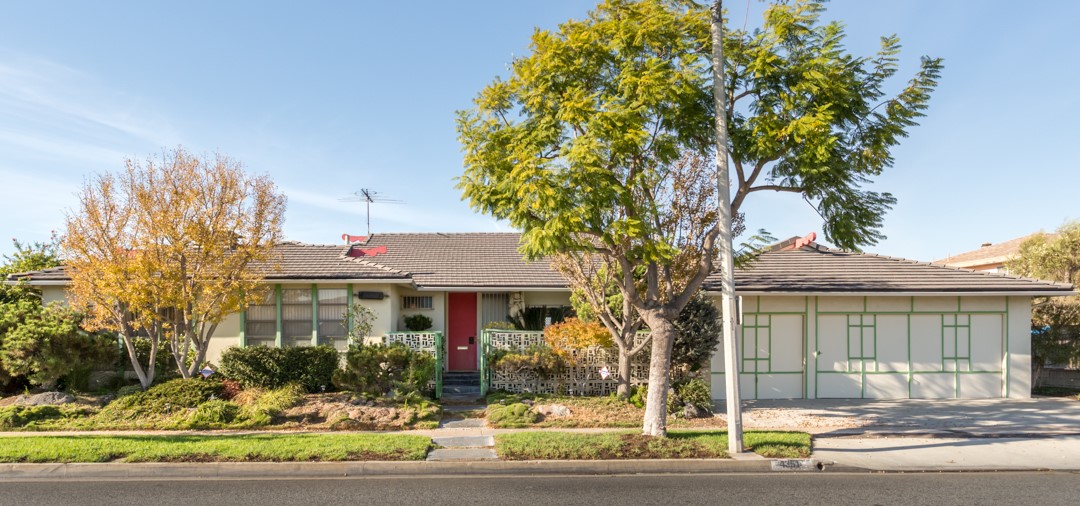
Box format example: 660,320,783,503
447,292,478,371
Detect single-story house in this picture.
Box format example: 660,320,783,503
934,232,1048,273
8,232,1074,400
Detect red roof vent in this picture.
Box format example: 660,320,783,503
793,232,817,249
342,234,368,244
348,245,387,258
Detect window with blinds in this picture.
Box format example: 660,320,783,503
281,288,313,347
318,288,349,351
245,290,277,347
402,295,433,310
481,293,510,328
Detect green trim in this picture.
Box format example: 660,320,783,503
816,310,1006,315
803,296,809,398
346,283,354,339
1005,298,1011,398
311,284,319,347
274,284,283,348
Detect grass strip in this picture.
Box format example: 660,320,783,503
495,430,810,460
0,433,432,463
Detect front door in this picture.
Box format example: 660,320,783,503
448,292,478,371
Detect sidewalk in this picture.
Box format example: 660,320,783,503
813,435,1080,471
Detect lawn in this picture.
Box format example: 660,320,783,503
494,430,811,460
0,433,432,463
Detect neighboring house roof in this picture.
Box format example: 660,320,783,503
6,233,1075,295
715,237,1074,295
934,233,1047,269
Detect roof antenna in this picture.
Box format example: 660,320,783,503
338,189,404,236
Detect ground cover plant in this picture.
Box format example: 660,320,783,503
494,430,810,460
0,433,432,463
484,392,722,429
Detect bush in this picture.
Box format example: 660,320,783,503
483,321,517,331
0,405,92,429
0,301,119,389
98,378,224,420
116,385,143,398
486,402,538,427
673,378,713,417
232,384,306,427
219,345,339,393
403,314,433,331
671,293,722,377
332,343,435,396
187,399,240,427
543,318,612,358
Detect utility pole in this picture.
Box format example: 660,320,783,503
711,0,744,454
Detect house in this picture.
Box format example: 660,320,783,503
8,232,1074,400
934,232,1048,273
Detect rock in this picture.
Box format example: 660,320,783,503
521,399,534,407
683,403,711,419
13,392,75,406
534,403,572,417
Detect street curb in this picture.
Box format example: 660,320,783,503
0,458,827,481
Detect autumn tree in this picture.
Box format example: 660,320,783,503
65,147,286,388
457,0,941,435
1006,222,1080,385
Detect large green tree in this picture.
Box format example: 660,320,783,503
457,0,941,435
1006,222,1080,385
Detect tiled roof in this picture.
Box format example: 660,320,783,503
711,239,1074,295
350,233,566,288
6,233,1074,295
934,233,1048,267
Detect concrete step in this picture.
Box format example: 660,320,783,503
433,435,494,448
426,448,498,462
439,418,486,429
442,404,486,413
444,386,481,394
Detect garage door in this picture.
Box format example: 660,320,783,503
815,312,1005,399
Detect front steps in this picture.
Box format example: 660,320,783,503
442,371,482,403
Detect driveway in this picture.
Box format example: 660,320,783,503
714,397,1080,436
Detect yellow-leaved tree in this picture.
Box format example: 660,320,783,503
65,147,286,388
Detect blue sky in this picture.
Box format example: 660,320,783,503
0,1,1076,262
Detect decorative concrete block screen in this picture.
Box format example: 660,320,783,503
385,331,444,398
481,330,651,396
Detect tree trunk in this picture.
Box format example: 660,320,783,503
617,349,633,398
642,312,676,436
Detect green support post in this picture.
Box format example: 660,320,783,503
435,331,444,399
479,330,488,396
274,284,283,348
311,284,319,347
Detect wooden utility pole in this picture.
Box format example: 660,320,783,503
711,0,744,454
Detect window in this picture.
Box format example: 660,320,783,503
281,288,313,347
245,290,276,347
402,295,433,310
318,288,349,351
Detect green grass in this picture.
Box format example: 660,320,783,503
0,433,432,463
495,430,810,460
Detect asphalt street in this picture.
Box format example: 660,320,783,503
2,472,1078,506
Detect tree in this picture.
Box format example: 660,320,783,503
0,233,63,305
65,147,287,388
457,0,941,435
1006,222,1080,385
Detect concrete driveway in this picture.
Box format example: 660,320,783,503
716,397,1080,436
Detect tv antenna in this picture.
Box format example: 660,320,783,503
338,189,404,236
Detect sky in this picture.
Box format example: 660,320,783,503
0,0,1076,263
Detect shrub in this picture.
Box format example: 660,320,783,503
671,293,722,376
332,343,435,396
403,314,433,331
187,399,240,427
543,318,612,358
116,385,143,398
674,378,713,416
486,402,537,427
483,321,517,331
0,405,92,429
97,378,224,420
219,345,339,393
0,301,119,389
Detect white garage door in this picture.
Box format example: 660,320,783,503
712,313,805,400
815,312,1005,399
